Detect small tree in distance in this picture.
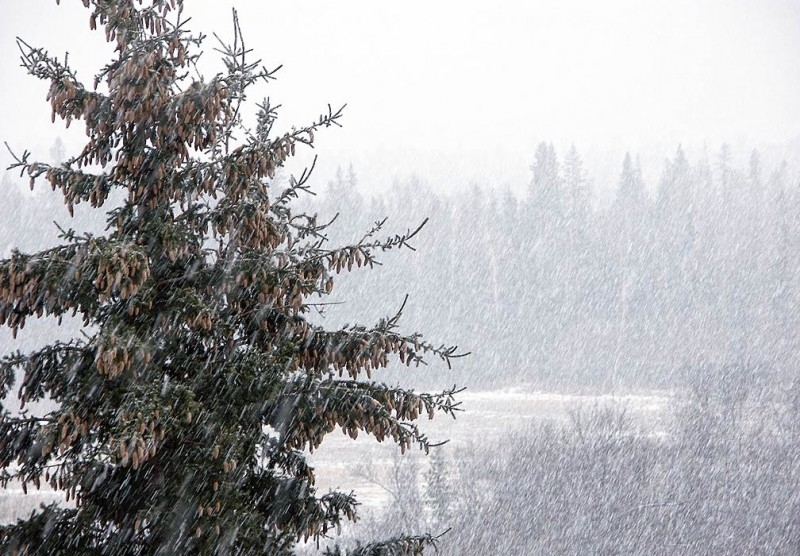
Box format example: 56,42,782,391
0,1,462,554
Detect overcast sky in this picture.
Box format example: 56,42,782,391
2,0,799,196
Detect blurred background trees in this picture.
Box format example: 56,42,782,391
278,141,800,392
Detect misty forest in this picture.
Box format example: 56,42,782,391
2,1,800,555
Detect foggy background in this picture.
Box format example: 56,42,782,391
3,0,799,390
3,1,800,552
3,0,800,199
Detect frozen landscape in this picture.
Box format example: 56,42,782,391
1,0,800,554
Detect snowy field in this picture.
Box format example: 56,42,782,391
306,388,673,508
0,389,672,523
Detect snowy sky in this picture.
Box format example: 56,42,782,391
2,0,799,195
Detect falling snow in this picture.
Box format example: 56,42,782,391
2,1,800,554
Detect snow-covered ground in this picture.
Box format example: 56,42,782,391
306,389,674,508
0,389,673,523
0,486,67,525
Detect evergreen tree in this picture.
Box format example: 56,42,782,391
559,145,592,367
524,142,566,382
321,164,364,245
605,152,651,387
562,144,591,235
528,142,563,233
423,449,452,533
612,152,649,270
655,147,695,311
766,161,796,360
0,2,461,554
49,137,66,165
614,153,645,214
453,183,490,344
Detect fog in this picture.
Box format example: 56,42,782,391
3,1,800,195
2,1,800,553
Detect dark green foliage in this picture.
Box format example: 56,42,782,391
0,1,461,553
323,533,444,556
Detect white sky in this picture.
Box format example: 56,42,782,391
2,0,799,196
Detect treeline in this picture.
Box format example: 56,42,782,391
1,141,798,390
312,143,800,390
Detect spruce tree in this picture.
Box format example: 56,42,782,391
0,1,462,554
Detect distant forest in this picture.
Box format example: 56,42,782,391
2,140,799,391
312,142,800,391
